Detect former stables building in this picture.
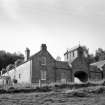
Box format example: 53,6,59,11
3,44,71,86
64,45,89,82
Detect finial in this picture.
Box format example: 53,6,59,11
79,41,80,47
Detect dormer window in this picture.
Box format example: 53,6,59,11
41,56,46,65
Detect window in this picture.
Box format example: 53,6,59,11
74,51,77,57
61,72,65,79
61,72,66,83
14,75,16,79
41,70,46,80
41,57,46,65
19,74,21,79
73,51,75,57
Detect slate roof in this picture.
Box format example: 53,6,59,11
55,61,71,70
90,60,105,71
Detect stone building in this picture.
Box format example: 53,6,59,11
64,45,89,82
2,44,71,86
90,60,105,81
64,45,105,82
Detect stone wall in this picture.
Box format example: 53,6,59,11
31,45,71,84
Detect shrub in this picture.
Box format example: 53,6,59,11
13,79,18,84
35,86,52,92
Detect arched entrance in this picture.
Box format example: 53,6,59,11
74,71,88,83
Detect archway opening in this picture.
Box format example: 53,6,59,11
74,71,88,83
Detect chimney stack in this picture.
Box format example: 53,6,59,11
41,44,47,51
25,48,30,61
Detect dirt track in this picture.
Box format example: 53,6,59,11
0,88,105,105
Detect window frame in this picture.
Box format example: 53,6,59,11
41,70,47,80
19,73,21,79
41,56,46,65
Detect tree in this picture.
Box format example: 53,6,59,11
95,48,105,61
87,54,95,64
1,68,6,75
15,59,24,67
6,64,15,76
56,56,61,61
0,50,24,71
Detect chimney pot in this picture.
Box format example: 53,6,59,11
25,48,30,61
41,44,47,51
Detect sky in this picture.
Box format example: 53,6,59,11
0,0,105,60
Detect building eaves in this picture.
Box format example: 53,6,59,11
90,60,105,70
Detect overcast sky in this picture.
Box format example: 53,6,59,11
0,0,105,60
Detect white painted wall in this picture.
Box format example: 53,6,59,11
3,60,32,84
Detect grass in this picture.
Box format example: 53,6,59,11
0,83,105,105
0,80,105,94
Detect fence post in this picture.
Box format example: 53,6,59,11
39,80,41,87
